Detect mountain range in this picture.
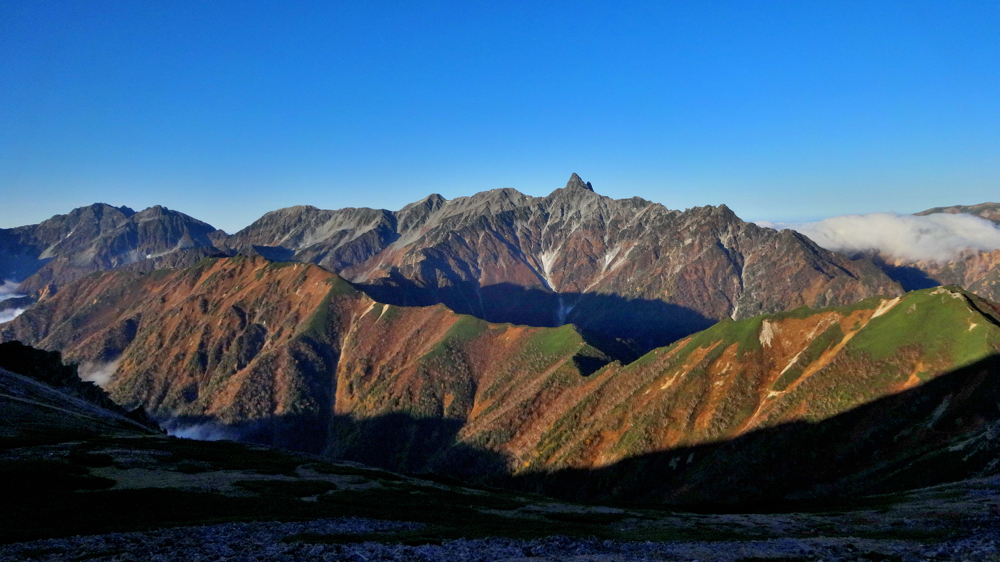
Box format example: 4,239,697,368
0,203,227,296
6,252,1000,505
917,202,1000,225
4,175,1000,510
2,175,903,353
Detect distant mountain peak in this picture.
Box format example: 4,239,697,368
565,173,594,192
410,193,447,210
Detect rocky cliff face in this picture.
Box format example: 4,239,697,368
0,203,228,295
230,174,901,350
5,258,998,501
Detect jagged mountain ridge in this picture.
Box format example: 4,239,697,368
0,203,228,295
1,177,902,351
4,256,998,502
229,174,901,349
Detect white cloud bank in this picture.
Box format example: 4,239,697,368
758,213,1000,263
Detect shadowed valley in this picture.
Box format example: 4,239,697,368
5,255,1000,507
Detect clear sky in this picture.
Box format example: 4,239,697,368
2,1,998,233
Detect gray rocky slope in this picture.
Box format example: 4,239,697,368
228,174,901,349
0,203,227,294
0,176,901,350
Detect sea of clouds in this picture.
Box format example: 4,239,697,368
758,213,1000,263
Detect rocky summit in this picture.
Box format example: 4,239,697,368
227,174,901,350
0,203,227,295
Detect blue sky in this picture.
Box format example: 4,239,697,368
2,1,998,233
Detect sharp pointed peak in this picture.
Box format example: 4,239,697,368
566,173,594,192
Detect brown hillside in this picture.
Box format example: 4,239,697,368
4,258,999,502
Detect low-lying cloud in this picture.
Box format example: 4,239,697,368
758,213,1000,263
162,419,238,441
78,359,121,388
0,280,23,302
0,308,25,323
0,280,27,323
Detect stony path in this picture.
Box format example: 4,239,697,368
2,517,999,561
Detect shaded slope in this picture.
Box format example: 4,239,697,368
0,365,158,447
3,258,997,503
2,347,997,558
0,347,644,548
230,175,901,349
520,286,1000,474
0,341,161,448
532,351,1000,506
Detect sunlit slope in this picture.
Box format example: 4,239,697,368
5,257,1000,495
2,257,343,435
0,256,610,465
527,287,1000,472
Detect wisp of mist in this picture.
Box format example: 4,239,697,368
0,280,26,323
78,359,121,388
162,419,239,441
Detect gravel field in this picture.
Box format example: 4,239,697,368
2,517,999,561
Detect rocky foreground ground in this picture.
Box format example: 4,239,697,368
2,516,999,562
4,376,1000,562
